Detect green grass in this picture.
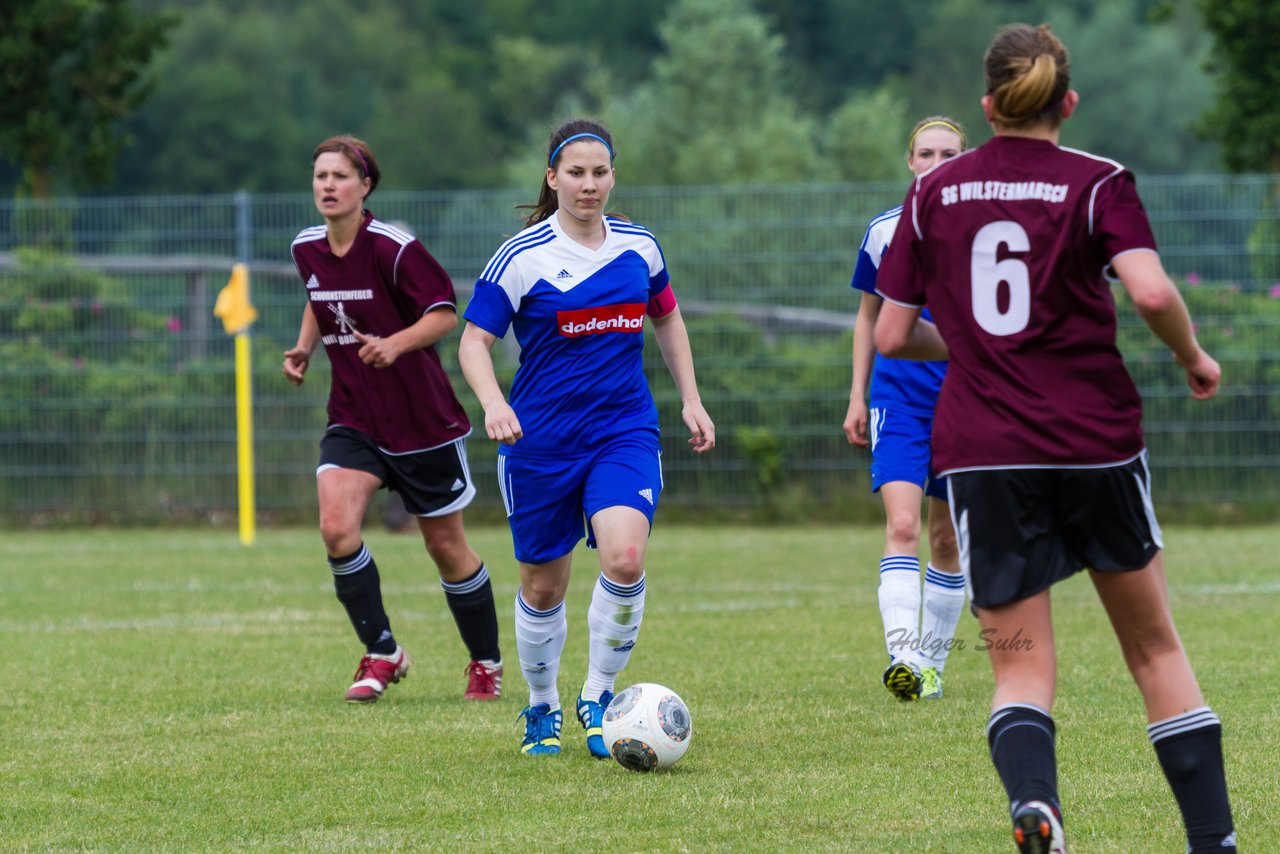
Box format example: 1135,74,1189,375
1,525,1275,851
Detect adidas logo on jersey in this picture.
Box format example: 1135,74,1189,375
638,488,653,505
450,478,465,492
305,274,320,289
555,269,574,280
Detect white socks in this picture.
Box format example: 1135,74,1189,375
584,573,646,701
878,556,921,661
514,589,566,708
920,564,966,672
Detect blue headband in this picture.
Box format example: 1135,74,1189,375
548,132,615,167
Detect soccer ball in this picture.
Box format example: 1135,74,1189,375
601,682,692,772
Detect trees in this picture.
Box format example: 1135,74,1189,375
0,0,174,198
1197,0,1280,285
1198,0,1280,173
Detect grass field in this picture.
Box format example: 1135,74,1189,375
2,524,1275,852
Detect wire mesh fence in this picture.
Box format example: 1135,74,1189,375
2,176,1278,524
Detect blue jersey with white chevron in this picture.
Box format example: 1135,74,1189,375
465,214,673,456
851,205,947,414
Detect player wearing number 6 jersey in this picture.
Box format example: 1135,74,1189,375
875,23,1234,854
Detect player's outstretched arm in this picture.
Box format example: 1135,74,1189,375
458,322,522,444
283,305,320,386
651,306,715,453
1112,251,1221,400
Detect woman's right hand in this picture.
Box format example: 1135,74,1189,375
843,398,869,448
1176,347,1221,401
483,399,523,444
283,346,311,386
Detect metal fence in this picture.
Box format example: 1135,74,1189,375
3,175,1278,524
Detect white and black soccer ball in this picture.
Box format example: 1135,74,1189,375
601,682,692,772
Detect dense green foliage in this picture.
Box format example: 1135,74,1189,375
1197,0,1280,172
0,0,1233,199
0,0,174,198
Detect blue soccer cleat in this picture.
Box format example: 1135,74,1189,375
576,689,614,759
519,703,562,755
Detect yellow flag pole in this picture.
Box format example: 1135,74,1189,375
234,330,256,545
214,262,259,545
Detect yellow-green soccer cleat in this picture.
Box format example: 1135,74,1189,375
920,666,943,699
883,658,922,702
519,704,562,755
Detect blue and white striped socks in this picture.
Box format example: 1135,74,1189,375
514,589,566,708
920,564,966,671
584,573,646,701
878,555,920,660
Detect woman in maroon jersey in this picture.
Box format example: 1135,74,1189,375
283,135,503,705
874,24,1234,854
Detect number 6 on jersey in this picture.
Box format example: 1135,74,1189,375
971,220,1030,336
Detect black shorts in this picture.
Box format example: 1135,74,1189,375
947,452,1163,608
318,426,476,517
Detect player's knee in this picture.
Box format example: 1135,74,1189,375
929,526,959,565
600,549,644,585
421,526,466,566
885,513,921,550
520,576,564,610
1124,626,1185,673
319,518,359,556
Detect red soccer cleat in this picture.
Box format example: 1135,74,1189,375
463,660,503,700
345,645,411,703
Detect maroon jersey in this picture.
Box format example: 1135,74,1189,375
876,136,1158,474
291,211,470,453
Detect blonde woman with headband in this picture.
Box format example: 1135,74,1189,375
844,115,968,703
875,23,1234,853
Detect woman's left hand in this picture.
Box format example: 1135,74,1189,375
683,403,716,454
353,330,402,369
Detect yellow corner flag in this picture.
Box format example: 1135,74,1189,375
214,263,259,334
213,263,257,545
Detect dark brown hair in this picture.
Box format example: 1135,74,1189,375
520,119,615,228
984,24,1071,129
312,135,380,198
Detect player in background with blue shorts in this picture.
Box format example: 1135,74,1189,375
285,136,503,705
844,117,969,702
458,119,716,757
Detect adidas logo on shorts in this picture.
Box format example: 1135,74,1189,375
638,488,653,505
451,478,465,492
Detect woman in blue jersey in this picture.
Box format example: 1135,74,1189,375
843,116,968,702
458,118,715,757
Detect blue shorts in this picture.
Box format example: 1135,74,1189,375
497,434,663,565
869,405,947,500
